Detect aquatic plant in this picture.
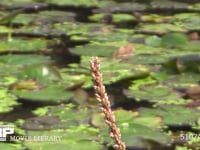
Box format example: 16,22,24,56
90,57,126,150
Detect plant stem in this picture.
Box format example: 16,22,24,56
90,57,126,150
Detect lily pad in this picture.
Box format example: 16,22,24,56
173,13,200,30
0,143,22,150
145,35,162,47
64,56,150,87
24,125,103,150
12,84,73,103
150,1,189,10
99,110,171,149
19,64,61,83
0,54,51,66
126,82,182,102
0,89,18,113
11,13,35,25
95,2,147,13
0,38,48,52
45,0,100,7
163,73,200,89
89,13,136,23
141,14,172,23
69,43,118,57
138,105,199,126
161,32,189,48
119,123,171,148
163,54,200,73
16,22,113,37
137,23,186,34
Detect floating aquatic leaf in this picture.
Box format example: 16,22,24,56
0,54,51,66
161,32,189,48
0,143,22,150
89,13,136,23
65,56,150,87
163,73,200,89
138,105,199,126
101,122,171,149
173,13,200,30
0,38,48,52
126,83,182,102
138,23,186,34
24,125,103,150
163,54,200,73
150,1,189,10
12,84,73,103
145,35,162,47
0,89,18,113
69,43,117,57
19,64,61,83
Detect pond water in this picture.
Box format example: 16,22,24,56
0,0,200,150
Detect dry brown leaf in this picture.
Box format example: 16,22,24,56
112,43,135,59
188,32,199,40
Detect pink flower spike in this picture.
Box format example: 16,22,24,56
90,57,126,150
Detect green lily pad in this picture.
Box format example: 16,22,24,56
11,13,35,25
0,89,18,113
0,26,13,33
12,11,77,26
0,0,38,7
0,38,48,52
96,2,147,13
141,14,172,23
16,22,113,37
100,113,171,149
163,54,200,73
45,0,100,7
0,64,19,77
91,108,171,148
45,104,95,128
173,13,200,30
69,43,118,57
145,35,162,47
125,76,183,102
12,84,73,103
119,123,171,148
24,125,103,150
163,73,200,89
138,105,199,126
161,32,189,48
89,13,136,23
64,56,150,87
0,143,22,150
150,1,189,10
19,64,61,83
137,23,186,34
0,9,23,24
126,83,182,102
0,54,51,66
82,31,133,43
25,104,99,130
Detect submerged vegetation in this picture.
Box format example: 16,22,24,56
0,0,199,150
